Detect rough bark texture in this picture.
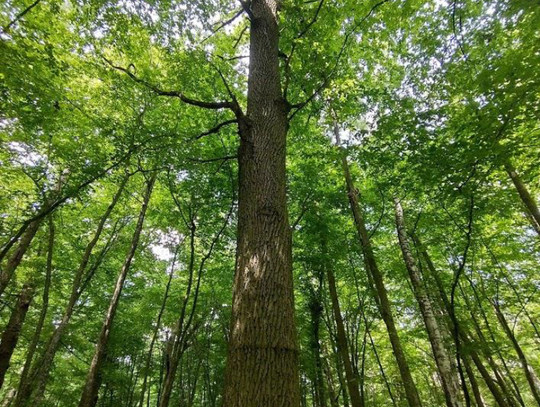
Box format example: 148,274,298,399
16,175,128,407
504,161,540,236
222,0,300,405
0,283,34,389
78,174,156,407
334,124,422,407
393,199,462,407
493,301,540,406
326,266,363,407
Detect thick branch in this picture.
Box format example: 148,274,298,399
103,57,234,111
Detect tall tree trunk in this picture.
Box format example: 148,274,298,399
333,123,422,407
0,220,41,298
308,274,328,407
325,263,363,407
222,0,300,405
463,355,486,407
16,175,129,407
0,283,34,388
16,216,54,397
393,198,462,407
412,234,513,407
138,243,180,407
504,160,540,236
367,329,397,406
492,300,540,405
157,227,197,407
78,173,156,407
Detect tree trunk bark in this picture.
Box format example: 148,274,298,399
16,175,129,407
16,216,54,397
393,198,462,407
222,0,300,405
492,301,540,405
463,354,486,407
78,173,156,407
326,264,363,407
0,283,34,389
308,274,328,407
0,219,41,298
412,234,512,407
504,161,540,236
138,243,180,407
333,123,422,407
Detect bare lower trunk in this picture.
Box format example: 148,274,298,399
15,216,54,398
413,234,512,407
393,199,462,407
78,173,156,407
16,175,129,407
333,123,422,407
0,220,41,298
326,265,363,407
0,283,34,388
222,0,300,405
463,355,486,407
504,161,540,236
493,301,540,405
308,276,327,407
138,245,180,407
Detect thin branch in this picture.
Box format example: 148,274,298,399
203,8,244,43
193,119,238,140
2,0,41,33
288,0,390,119
238,0,254,21
187,155,238,164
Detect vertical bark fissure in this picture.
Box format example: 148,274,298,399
78,173,157,407
222,0,300,405
394,198,462,407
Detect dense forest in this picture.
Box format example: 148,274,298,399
0,0,539,406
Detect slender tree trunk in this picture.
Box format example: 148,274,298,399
368,330,397,406
16,175,129,407
0,283,34,388
15,216,54,397
463,280,525,407
412,234,512,407
326,263,363,407
463,355,486,407
492,300,540,405
138,244,180,407
157,227,197,407
394,198,462,407
504,160,540,236
222,0,300,405
308,275,328,407
78,173,156,407
333,123,422,407
0,220,41,298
